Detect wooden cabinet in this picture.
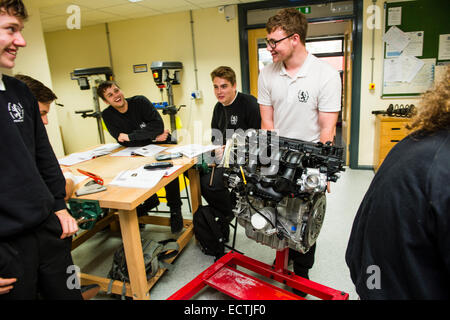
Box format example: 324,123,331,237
373,115,411,172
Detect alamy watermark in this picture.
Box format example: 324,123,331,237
366,265,381,290
66,264,81,290
367,4,381,30
66,5,81,30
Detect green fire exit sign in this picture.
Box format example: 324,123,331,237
298,6,311,14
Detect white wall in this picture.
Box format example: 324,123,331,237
10,0,65,157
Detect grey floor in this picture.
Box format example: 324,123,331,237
71,167,374,300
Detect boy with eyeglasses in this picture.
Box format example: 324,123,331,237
258,8,342,297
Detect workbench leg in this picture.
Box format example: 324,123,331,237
118,209,150,300
187,168,201,214
108,209,120,233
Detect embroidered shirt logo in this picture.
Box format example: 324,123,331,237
298,90,309,103
139,122,147,129
230,115,238,125
8,102,24,123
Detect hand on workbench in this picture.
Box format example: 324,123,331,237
155,129,169,142
55,209,79,239
0,277,16,295
61,166,75,201
118,133,130,142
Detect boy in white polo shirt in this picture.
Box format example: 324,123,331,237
258,9,341,142
258,8,341,297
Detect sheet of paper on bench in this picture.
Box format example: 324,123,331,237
166,144,217,158
109,165,166,189
164,165,182,177
110,144,167,157
73,174,88,186
59,143,121,166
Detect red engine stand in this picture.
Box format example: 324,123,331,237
168,248,349,300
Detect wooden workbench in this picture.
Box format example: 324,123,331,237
66,146,201,300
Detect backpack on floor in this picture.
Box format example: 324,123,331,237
193,205,230,260
107,238,179,299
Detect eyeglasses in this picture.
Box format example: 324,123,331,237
265,34,294,49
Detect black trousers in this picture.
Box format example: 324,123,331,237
164,178,183,210
0,214,82,300
199,167,234,220
289,244,317,276
137,178,182,216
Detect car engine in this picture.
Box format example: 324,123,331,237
221,130,345,253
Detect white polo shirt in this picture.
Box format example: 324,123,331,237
258,53,341,142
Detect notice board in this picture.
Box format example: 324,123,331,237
382,0,450,97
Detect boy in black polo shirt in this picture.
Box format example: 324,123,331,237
99,81,184,233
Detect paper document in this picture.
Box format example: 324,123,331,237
383,26,410,52
72,175,88,185
438,34,450,60
384,58,403,82
383,58,435,95
132,145,167,157
109,166,166,189
402,31,424,57
400,55,424,83
92,143,121,155
387,7,402,26
110,144,167,157
384,56,424,83
387,31,424,58
167,144,218,158
58,143,121,166
164,165,182,177
59,151,95,166
110,147,140,157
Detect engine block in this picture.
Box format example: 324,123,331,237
222,130,345,253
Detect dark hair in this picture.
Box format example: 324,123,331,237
14,74,57,103
0,0,28,19
266,8,308,45
210,66,236,85
96,81,119,100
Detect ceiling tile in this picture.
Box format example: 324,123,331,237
36,0,73,8
138,0,198,11
81,10,120,22
39,3,90,16
71,0,129,10
99,3,156,16
36,0,268,32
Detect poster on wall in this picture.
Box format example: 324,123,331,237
383,58,435,96
387,7,402,26
386,31,424,58
438,34,450,60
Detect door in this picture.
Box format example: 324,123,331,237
342,20,353,166
248,28,268,98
